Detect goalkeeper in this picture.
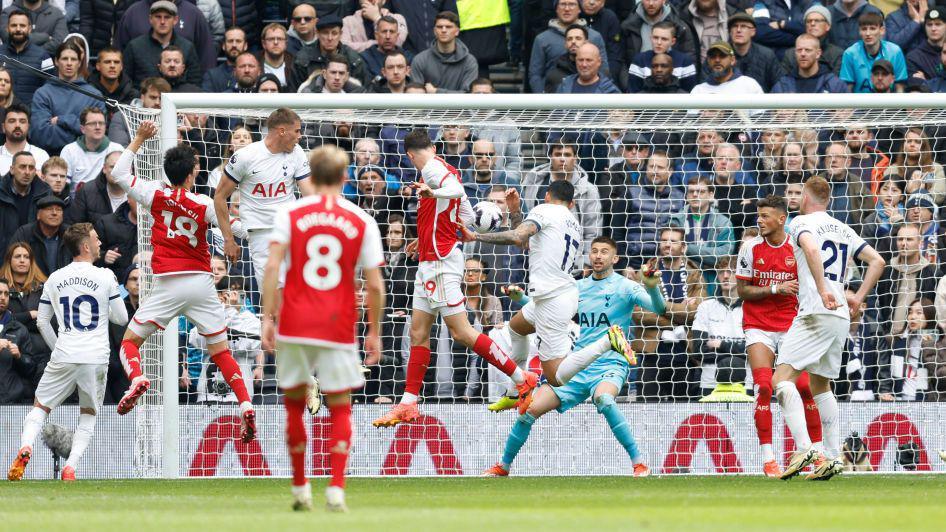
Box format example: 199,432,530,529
483,236,665,477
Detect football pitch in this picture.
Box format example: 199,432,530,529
2,475,944,531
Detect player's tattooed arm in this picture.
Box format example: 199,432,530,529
474,220,538,247
506,189,524,229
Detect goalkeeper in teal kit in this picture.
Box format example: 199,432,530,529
483,236,666,477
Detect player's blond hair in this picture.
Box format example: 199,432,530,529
804,175,831,205
309,145,350,186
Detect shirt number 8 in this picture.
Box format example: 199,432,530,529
303,234,342,290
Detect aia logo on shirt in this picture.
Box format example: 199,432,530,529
251,182,289,197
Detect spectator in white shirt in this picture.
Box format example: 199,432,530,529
0,103,49,177
59,107,122,187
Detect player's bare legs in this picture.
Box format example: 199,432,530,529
484,384,560,477
117,330,150,415
374,308,538,427
748,345,781,477
8,400,50,481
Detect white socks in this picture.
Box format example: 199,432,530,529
400,392,419,404
509,367,525,385
508,328,530,364
761,444,775,462
814,391,840,459
66,414,97,469
554,335,611,385
21,407,47,449
774,381,812,450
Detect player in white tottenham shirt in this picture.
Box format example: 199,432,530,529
464,180,632,405
8,224,128,481
213,107,313,288
774,176,885,481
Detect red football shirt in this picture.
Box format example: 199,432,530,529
735,235,798,332
271,195,384,347
416,157,464,262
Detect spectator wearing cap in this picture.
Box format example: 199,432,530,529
115,0,216,74
628,20,697,93
886,0,935,52
869,58,901,92
9,194,70,276
783,5,845,75
678,0,735,64
840,11,908,92
462,139,519,201
290,14,369,91
904,191,943,264
122,2,205,86
690,41,765,96
521,133,602,263
286,3,317,55
342,0,407,53
639,52,688,93
531,0,612,94
907,8,946,79
620,0,696,73
727,11,784,92
750,0,813,58
59,107,124,188
669,174,734,285
410,11,479,93
0,1,66,55
927,44,946,90
556,42,620,93
827,0,884,50
772,33,849,93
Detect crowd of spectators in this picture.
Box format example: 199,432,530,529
2,0,946,406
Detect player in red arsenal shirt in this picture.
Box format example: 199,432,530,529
110,122,256,442
372,129,539,428
735,195,823,477
262,145,385,512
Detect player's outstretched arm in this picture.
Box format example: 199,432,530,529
363,267,386,366
112,121,159,209
850,244,886,317
213,178,241,263
36,301,58,352
797,232,838,310
471,220,538,248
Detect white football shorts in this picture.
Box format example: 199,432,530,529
521,286,579,361
129,274,228,344
276,341,364,393
776,314,850,379
248,228,286,290
412,246,466,318
745,329,786,354
35,361,107,412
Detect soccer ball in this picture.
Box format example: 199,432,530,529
472,201,503,233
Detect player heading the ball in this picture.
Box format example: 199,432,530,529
9,223,128,481
111,121,257,443
463,180,634,411
261,145,386,513
372,129,540,428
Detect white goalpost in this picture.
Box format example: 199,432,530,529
92,92,946,479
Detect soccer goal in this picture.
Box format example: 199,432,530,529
73,93,946,479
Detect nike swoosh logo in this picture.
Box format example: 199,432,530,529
251,169,261,175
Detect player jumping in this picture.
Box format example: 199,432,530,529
373,129,539,427
261,145,385,512
9,224,129,481
463,180,632,408
483,236,664,477
735,195,824,478
774,177,885,480
111,122,257,443
213,108,323,415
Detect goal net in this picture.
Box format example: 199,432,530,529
69,94,946,477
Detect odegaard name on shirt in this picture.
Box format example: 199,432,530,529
296,211,359,239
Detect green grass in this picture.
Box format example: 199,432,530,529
1,476,944,531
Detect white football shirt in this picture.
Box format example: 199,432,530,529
524,203,582,299
787,210,867,319
224,140,310,230
38,262,123,364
